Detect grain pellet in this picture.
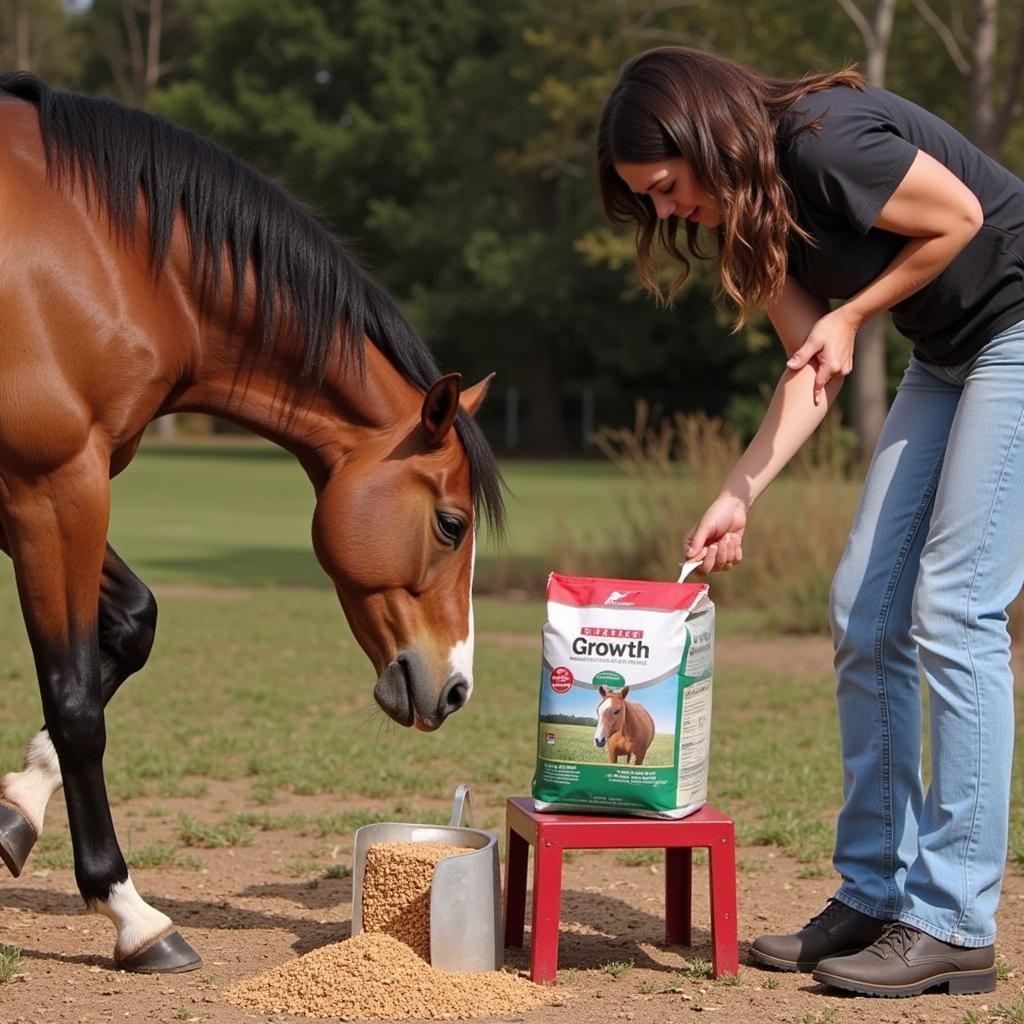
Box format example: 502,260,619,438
360,841,470,960
225,931,553,1020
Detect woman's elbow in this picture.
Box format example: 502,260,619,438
962,191,984,239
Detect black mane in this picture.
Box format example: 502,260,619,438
0,72,503,533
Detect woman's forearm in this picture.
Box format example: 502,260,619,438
719,366,842,508
840,231,978,331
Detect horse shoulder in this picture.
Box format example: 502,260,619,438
628,701,655,743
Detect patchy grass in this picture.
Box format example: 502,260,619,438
0,946,21,984
33,832,73,870
127,842,201,871
177,814,253,849
282,859,324,878
615,848,662,867
600,960,634,979
675,958,713,981
993,994,1024,1022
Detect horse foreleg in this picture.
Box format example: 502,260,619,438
1,455,198,972
1,544,158,875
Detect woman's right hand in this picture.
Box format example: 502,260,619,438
685,494,748,574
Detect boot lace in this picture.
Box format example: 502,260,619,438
873,922,918,958
805,899,849,931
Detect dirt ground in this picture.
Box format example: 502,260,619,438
2,634,1021,1024
1,776,1022,1024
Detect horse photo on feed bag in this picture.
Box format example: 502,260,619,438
593,685,656,766
0,74,503,973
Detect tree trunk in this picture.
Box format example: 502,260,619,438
971,0,999,154
838,0,897,458
525,346,570,453
154,414,177,440
850,318,887,457
14,0,29,71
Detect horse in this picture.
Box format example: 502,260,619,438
593,685,655,766
0,74,504,974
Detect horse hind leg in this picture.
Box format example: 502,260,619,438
2,457,198,973
0,544,157,876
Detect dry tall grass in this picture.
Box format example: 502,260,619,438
564,405,863,634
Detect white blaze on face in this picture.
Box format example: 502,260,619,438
594,697,613,745
94,877,173,959
447,533,475,697
1,730,64,834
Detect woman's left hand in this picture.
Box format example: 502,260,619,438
785,307,859,405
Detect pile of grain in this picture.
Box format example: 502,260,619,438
225,931,552,1020
226,839,555,1020
360,841,470,959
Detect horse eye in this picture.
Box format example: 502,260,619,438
436,512,466,546
614,708,621,714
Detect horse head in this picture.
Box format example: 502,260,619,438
311,372,492,731
593,685,631,748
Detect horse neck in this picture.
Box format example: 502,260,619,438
175,323,421,493
620,700,632,734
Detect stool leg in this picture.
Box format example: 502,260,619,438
708,829,739,977
529,840,563,985
504,827,529,948
665,847,692,946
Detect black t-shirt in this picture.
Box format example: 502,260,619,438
779,85,1024,365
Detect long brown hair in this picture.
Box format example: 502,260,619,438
597,47,864,325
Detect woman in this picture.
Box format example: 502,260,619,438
597,47,1024,998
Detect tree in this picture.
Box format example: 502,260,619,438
0,0,80,83
836,0,898,460
911,0,1024,160
75,0,209,104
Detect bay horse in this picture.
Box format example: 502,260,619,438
593,685,655,766
0,74,504,973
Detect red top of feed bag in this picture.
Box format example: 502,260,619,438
547,573,709,612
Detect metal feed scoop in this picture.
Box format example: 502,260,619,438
350,785,503,972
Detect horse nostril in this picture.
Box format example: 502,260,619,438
437,674,470,720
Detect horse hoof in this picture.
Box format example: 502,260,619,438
0,803,36,877
117,931,202,974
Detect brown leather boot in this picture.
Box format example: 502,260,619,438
813,922,997,997
749,899,889,972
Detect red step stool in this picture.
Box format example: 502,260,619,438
503,796,739,984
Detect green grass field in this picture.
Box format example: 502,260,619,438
0,440,1020,871
537,722,676,768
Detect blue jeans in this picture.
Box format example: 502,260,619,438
830,318,1024,947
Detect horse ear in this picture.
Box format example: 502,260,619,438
421,373,462,445
598,685,607,697
620,685,630,698
459,373,495,418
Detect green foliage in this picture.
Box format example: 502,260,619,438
615,848,662,867
177,814,253,849
0,945,20,985
600,959,634,979
6,0,1024,452
994,994,1024,1023
675,958,713,980
127,843,202,871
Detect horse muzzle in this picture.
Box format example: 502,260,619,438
593,736,606,748
373,650,470,731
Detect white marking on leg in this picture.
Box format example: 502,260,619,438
594,698,613,745
94,877,173,960
1,730,64,835
447,534,476,697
